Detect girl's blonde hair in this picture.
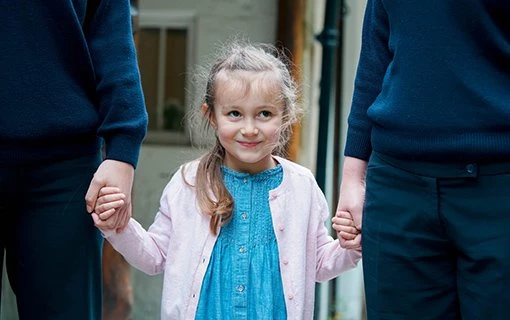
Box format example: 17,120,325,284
189,42,301,234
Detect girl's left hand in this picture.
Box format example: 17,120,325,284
332,211,362,250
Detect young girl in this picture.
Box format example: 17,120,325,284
92,43,361,319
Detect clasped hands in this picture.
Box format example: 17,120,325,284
85,159,134,233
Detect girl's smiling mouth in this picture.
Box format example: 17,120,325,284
238,141,261,148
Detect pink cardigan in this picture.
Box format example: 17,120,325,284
103,156,361,319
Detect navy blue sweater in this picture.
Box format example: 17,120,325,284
345,0,510,162
0,0,148,167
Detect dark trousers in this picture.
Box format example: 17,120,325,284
0,153,103,320
363,152,510,320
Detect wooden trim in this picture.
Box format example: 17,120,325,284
276,0,306,162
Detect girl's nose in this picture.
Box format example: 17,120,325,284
240,122,259,136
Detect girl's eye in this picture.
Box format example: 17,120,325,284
227,111,241,118
259,110,272,118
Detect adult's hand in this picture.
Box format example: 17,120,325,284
85,159,134,233
335,156,367,249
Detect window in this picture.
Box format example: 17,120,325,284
137,11,196,144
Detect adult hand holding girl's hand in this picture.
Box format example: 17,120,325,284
332,211,361,251
335,156,367,250
85,159,134,233
91,187,126,231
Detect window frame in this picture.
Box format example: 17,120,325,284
138,10,197,145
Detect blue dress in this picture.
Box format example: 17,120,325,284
195,165,287,320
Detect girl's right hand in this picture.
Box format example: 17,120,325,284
91,187,126,230
332,210,362,251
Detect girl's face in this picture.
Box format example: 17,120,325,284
209,70,285,174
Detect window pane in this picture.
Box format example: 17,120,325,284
138,28,160,131
163,29,187,132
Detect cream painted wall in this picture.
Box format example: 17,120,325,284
139,0,278,68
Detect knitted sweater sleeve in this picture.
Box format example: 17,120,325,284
344,0,392,160
86,0,148,168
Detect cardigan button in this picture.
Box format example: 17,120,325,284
282,259,289,265
279,225,285,231
288,294,294,300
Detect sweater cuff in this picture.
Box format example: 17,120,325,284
105,134,144,169
344,127,372,161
